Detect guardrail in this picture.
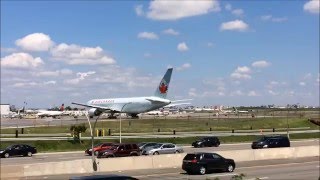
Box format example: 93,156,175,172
1,145,319,178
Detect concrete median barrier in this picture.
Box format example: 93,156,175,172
98,155,153,172
1,145,318,178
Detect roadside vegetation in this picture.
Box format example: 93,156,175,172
1,117,318,136
0,132,318,153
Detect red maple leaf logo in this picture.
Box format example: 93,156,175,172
159,82,168,94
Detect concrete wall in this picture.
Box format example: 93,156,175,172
1,145,319,178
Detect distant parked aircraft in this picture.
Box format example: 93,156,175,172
36,104,66,118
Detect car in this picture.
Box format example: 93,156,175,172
0,144,37,158
192,137,220,148
138,142,158,152
97,143,140,158
141,143,184,155
251,135,290,149
182,152,235,175
85,143,113,156
69,174,138,180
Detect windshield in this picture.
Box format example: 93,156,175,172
138,143,146,147
152,144,163,149
5,145,13,150
93,143,103,147
257,137,267,142
109,145,119,150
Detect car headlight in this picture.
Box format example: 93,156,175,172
197,142,201,144
89,149,92,151
0,151,3,153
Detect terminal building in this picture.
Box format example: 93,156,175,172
1,104,10,117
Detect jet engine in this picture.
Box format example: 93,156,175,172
88,108,102,118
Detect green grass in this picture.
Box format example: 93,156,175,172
1,117,318,136
0,132,318,153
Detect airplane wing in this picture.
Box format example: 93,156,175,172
71,102,114,111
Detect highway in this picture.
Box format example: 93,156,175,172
1,139,318,165
19,156,320,180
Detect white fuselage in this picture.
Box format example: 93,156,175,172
87,96,171,114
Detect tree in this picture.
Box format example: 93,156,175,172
65,106,72,111
70,123,87,143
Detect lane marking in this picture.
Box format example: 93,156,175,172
208,173,237,177
237,161,319,170
246,177,269,180
134,172,179,178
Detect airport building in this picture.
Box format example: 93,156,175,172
1,104,10,116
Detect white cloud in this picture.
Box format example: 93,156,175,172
231,66,251,80
261,15,272,21
13,81,56,87
137,32,159,40
235,66,251,73
163,28,179,35
1,47,17,53
33,69,73,77
44,81,56,85
230,90,244,96
51,43,116,65
317,74,320,82
248,91,259,96
220,20,249,32
177,42,189,51
299,82,306,86
13,82,39,87
232,9,244,16
176,63,191,71
261,15,288,22
146,0,220,20
1,53,44,69
15,33,54,51
64,71,96,85
230,73,251,80
303,73,312,80
252,60,271,68
135,5,144,16
188,88,198,97
268,90,279,96
207,42,214,47
304,0,320,14
144,53,152,58
225,3,232,11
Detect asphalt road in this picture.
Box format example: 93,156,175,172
1,139,318,165
20,156,320,180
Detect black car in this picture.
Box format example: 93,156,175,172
192,137,220,148
0,144,37,158
251,135,290,149
182,152,235,175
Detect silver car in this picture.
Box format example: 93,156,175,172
142,143,183,155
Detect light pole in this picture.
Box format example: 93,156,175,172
84,112,101,172
120,102,131,143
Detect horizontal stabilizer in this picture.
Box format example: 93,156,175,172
164,102,191,107
171,99,193,103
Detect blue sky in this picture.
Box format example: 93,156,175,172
1,0,319,108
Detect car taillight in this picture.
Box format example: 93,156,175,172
191,159,197,163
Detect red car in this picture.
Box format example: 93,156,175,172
85,143,113,156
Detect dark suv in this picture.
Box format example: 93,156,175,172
182,152,235,175
192,137,220,148
97,143,140,158
251,136,290,149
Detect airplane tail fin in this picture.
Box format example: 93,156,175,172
233,107,238,113
154,68,173,99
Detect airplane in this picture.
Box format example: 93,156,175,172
233,107,249,113
36,104,67,118
72,68,191,118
